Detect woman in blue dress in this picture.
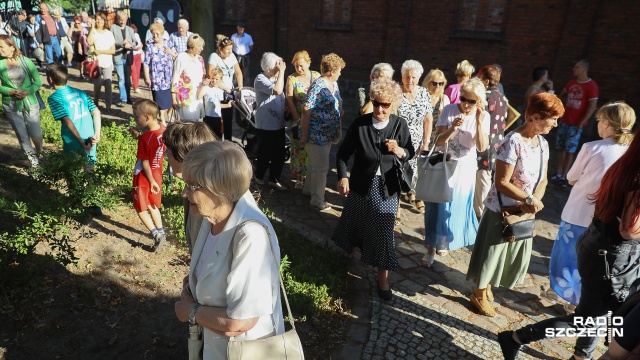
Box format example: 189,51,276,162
421,78,489,267
549,102,636,310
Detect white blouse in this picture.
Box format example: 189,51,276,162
436,103,490,161
562,137,629,227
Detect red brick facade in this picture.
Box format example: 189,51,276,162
213,0,639,110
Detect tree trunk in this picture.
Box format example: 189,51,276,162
181,0,215,61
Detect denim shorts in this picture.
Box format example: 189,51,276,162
556,121,583,153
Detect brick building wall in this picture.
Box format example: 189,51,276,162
213,0,640,111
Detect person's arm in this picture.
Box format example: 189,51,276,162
272,61,286,95
66,23,73,38
91,108,101,144
233,63,243,89
494,160,544,214
558,88,568,102
86,27,95,45
419,112,434,153
142,159,160,194
61,117,92,151
566,145,590,186
621,191,640,240
578,99,598,128
197,78,210,100
299,107,311,146
474,106,489,152
21,57,42,95
285,76,299,123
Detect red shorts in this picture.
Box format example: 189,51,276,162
132,186,162,212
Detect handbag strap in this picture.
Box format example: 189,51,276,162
230,219,297,331
18,56,36,84
497,135,544,208
421,133,449,168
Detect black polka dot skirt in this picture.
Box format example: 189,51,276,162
332,176,399,271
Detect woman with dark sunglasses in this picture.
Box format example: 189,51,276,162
422,69,450,144
421,78,489,267
332,78,414,301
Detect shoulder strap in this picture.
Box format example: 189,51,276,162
229,219,296,330
17,56,35,84
497,135,544,208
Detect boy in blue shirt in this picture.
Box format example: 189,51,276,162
46,63,101,171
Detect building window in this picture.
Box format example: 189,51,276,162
315,0,353,31
451,0,506,41
222,0,245,25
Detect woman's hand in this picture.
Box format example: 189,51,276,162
451,117,464,130
10,90,27,99
475,105,484,121
385,139,405,158
300,135,308,146
172,98,179,110
418,141,429,155
337,178,349,196
521,196,544,214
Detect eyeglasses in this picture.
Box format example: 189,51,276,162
431,81,444,87
372,100,392,109
459,96,477,105
185,183,203,192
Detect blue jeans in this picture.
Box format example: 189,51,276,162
114,58,132,103
44,36,63,64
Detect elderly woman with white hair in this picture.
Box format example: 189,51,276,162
421,78,489,267
175,141,285,359
359,62,394,115
333,78,414,301
397,60,433,214
254,52,287,190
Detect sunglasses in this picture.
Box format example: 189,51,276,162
185,183,203,192
459,96,477,105
372,100,392,109
431,81,444,87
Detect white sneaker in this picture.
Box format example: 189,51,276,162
310,200,331,211
134,88,140,93
268,181,286,191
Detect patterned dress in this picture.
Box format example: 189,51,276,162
288,71,320,177
397,86,432,189
171,52,205,121
144,42,173,91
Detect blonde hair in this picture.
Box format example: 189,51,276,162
455,60,475,78
460,78,487,108
209,66,223,78
149,22,164,34
370,78,403,109
320,53,345,74
291,50,311,64
596,102,636,145
422,69,448,96
187,33,204,50
182,142,252,204
215,34,233,51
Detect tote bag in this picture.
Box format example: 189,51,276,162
415,137,458,203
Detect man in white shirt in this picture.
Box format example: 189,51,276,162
231,21,253,86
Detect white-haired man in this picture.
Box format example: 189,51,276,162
167,18,192,58
110,11,138,106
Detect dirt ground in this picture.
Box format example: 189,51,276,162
0,99,334,359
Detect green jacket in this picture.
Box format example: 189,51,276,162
0,56,42,111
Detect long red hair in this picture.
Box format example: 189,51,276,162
593,127,640,230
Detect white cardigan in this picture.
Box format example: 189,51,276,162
189,191,284,359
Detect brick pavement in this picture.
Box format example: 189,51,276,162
54,68,605,360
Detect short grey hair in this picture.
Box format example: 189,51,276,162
177,19,189,28
117,10,128,19
182,142,252,205
260,52,282,71
370,63,394,81
401,60,424,77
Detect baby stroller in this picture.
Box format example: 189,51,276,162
232,88,291,162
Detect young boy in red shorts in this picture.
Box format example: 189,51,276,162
129,99,166,252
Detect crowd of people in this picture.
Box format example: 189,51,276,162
2,4,639,359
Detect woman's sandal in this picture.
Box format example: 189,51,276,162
436,250,449,257
421,253,435,267
469,292,497,317
294,181,304,190
415,200,425,213
394,217,401,226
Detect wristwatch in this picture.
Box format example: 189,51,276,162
188,303,201,326
525,196,534,205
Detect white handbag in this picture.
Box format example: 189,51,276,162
414,137,458,203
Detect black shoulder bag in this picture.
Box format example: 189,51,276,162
390,117,411,193
497,135,543,243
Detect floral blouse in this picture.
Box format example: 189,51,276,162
144,42,173,91
289,71,320,115
171,52,205,121
304,77,342,146
436,104,490,161
483,131,549,212
398,86,432,153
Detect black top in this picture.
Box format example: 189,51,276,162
336,114,414,199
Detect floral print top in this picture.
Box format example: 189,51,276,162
289,71,320,115
171,52,205,121
304,77,342,146
143,42,173,91
483,131,549,212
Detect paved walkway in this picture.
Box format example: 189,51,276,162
52,67,603,359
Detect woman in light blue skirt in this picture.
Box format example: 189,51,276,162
421,78,489,267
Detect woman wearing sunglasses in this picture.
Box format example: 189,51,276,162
422,78,489,267
397,60,433,214
332,78,414,301
422,69,450,144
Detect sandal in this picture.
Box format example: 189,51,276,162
469,292,497,317
436,250,449,257
415,200,425,213
294,181,304,190
394,217,401,226
421,253,435,267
